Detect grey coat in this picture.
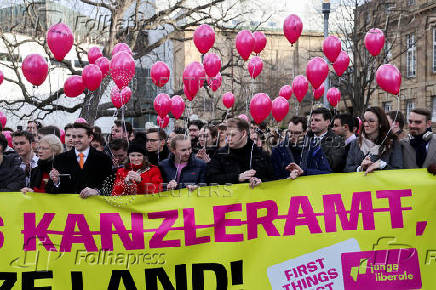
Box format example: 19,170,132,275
401,134,436,169
344,138,403,172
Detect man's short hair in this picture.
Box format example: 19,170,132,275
227,118,250,134
64,123,73,131
311,107,332,121
72,122,93,136
170,134,190,150
174,127,186,135
92,133,106,146
28,120,43,129
38,126,61,138
333,113,355,132
411,108,432,122
109,138,128,151
188,120,204,130
0,134,8,152
290,116,307,131
12,131,34,143
387,111,405,130
206,126,218,139
146,128,167,140
114,120,133,135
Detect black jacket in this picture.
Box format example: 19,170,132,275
0,154,25,191
159,154,207,189
147,145,170,166
46,146,112,194
206,139,275,185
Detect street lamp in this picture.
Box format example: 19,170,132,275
322,0,330,107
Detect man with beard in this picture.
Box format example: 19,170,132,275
188,120,204,154
12,131,38,187
146,128,169,166
401,109,436,168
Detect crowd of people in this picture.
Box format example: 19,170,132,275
0,105,435,197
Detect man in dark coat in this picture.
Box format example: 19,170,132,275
159,135,207,190
0,134,25,191
47,122,112,197
206,118,274,188
146,128,169,166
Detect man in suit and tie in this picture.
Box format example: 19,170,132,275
401,108,436,168
47,122,112,197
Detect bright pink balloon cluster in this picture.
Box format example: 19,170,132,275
112,43,132,57
2,131,12,147
207,72,222,92
236,30,254,61
283,14,303,45
88,47,103,64
171,95,185,119
292,75,308,103
183,62,205,99
111,86,131,108
193,25,215,54
151,61,170,87
313,84,324,101
110,51,135,89
222,92,235,109
154,93,172,118
333,51,350,77
250,93,272,124
365,28,385,57
0,111,7,127
327,88,341,107
82,64,102,91
95,57,110,78
376,64,401,95
75,118,87,124
60,129,65,144
203,53,221,78
306,57,329,89
323,36,342,63
238,114,249,122
279,85,292,100
0,70,3,85
272,96,289,123
157,115,169,128
22,54,49,86
253,31,267,55
47,23,74,61
64,76,85,98
248,56,263,79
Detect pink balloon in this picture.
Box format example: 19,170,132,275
60,129,65,144
203,53,221,78
284,14,303,45
253,31,267,54
46,23,73,61
250,93,272,124
193,24,215,54
327,88,341,107
82,64,102,91
22,54,48,86
238,114,249,123
0,70,3,85
110,51,135,89
121,87,132,105
157,115,170,129
112,43,132,57
333,51,350,77
183,62,205,99
154,93,172,118
222,92,235,109
151,61,170,88
279,85,293,100
272,96,290,123
236,30,254,61
306,57,329,89
88,47,103,64
75,118,87,124
376,64,401,95
0,111,7,127
95,57,110,78
248,56,263,79
292,75,308,103
171,95,185,120
2,131,12,147
64,76,85,98
207,72,222,92
184,86,195,101
323,36,342,63
111,87,123,109
365,28,385,57
313,84,324,101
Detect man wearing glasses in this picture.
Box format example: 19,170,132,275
145,128,169,166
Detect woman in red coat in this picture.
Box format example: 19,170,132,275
112,142,162,195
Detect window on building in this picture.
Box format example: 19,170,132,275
408,0,416,6
383,101,393,113
432,96,436,122
406,34,416,78
385,41,393,62
433,29,436,72
406,99,415,118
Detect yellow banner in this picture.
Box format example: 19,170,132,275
0,169,435,289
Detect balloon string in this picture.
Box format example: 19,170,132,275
380,90,401,148
121,105,129,146
212,92,215,121
249,141,255,170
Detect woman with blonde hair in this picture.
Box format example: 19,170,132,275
21,134,64,193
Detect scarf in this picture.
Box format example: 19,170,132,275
410,134,428,168
360,138,381,157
